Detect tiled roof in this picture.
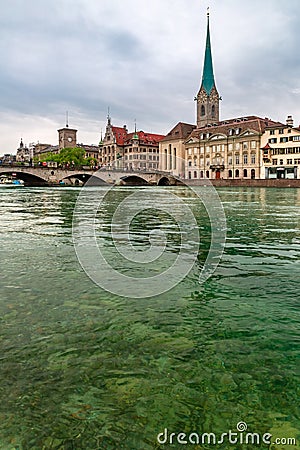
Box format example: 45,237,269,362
187,116,286,140
112,126,128,145
124,131,165,145
162,122,196,142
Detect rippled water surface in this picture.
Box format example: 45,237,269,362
0,186,299,449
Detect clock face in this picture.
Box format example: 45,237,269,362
67,137,73,142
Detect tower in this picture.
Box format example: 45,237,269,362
196,9,220,128
58,113,77,149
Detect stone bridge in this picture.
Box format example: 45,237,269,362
0,166,181,186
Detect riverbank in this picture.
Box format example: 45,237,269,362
187,178,300,188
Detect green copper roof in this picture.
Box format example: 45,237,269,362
201,14,215,95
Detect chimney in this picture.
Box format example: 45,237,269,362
286,115,293,127
123,125,128,132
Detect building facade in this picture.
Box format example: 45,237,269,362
159,122,196,177
99,115,164,170
261,116,300,179
16,139,31,162
185,116,284,180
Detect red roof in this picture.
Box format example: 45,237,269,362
111,126,128,145
111,124,165,146
261,143,272,150
124,131,165,145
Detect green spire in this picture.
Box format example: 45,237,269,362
133,120,139,140
201,9,215,95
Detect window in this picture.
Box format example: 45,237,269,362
235,155,240,164
243,169,248,177
278,129,284,134
228,169,233,178
188,171,191,179
270,130,275,135
268,138,277,144
243,154,248,164
251,154,256,164
293,136,300,141
201,105,205,116
251,141,257,149
228,156,233,165
211,105,215,118
235,169,240,178
251,169,255,179
287,159,292,164
280,159,283,165
188,160,192,167
200,170,204,178
235,143,240,151
206,170,210,178
243,142,248,150
194,171,197,178
280,137,288,143
272,159,277,165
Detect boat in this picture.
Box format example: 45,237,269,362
0,175,25,187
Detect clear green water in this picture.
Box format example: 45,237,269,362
0,187,299,449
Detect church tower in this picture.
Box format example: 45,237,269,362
196,9,220,128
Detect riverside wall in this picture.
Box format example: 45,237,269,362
186,179,300,188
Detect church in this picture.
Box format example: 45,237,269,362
159,10,300,181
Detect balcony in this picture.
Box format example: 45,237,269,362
210,164,225,171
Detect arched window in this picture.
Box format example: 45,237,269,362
201,105,205,116
228,170,233,178
235,169,240,178
211,105,215,118
206,170,210,178
194,171,197,178
243,169,248,178
200,170,204,178
251,169,255,179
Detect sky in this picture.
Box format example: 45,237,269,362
1,0,300,154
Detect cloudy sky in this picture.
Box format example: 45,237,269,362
1,0,300,154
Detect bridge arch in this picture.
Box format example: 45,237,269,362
120,175,150,186
0,167,48,185
157,176,171,186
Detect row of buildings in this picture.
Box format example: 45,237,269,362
15,11,300,180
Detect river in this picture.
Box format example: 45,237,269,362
0,186,299,449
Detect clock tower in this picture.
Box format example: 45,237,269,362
196,9,220,128
58,125,77,149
